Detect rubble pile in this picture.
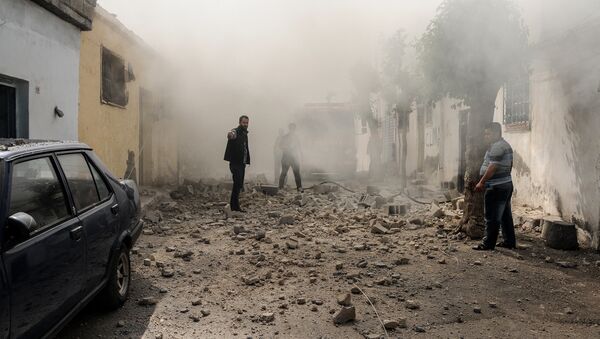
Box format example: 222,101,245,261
123,180,600,338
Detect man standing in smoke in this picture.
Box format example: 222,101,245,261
473,122,516,250
273,128,284,184
278,123,303,192
224,115,251,212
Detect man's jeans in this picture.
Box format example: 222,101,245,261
278,154,302,189
229,163,246,211
482,182,516,248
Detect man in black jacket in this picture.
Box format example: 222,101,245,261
224,115,251,212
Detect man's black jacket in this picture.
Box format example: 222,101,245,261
224,126,251,165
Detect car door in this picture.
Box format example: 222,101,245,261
2,155,85,338
56,152,118,293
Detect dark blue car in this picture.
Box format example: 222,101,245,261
0,139,143,338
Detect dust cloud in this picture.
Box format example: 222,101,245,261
98,0,600,183
98,0,441,180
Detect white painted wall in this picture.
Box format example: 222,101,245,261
0,0,80,140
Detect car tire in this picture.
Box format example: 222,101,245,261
99,245,131,310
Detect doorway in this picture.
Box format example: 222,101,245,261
457,109,469,192
0,83,16,138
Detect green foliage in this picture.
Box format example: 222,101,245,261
417,0,529,104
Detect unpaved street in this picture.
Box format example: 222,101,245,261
59,182,600,339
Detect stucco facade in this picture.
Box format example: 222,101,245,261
0,0,84,140
78,6,177,184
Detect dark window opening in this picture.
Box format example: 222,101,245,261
101,47,129,107
0,84,16,138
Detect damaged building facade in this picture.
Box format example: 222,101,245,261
78,6,179,185
0,0,95,140
361,0,600,249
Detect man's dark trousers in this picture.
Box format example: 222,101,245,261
482,182,516,248
278,154,301,189
230,163,245,211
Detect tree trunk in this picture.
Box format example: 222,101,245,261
400,127,408,189
459,94,497,239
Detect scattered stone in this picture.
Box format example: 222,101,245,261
260,312,275,323
286,238,299,250
244,276,260,285
279,215,295,225
438,258,446,265
335,262,344,270
201,309,211,317
488,302,497,308
333,306,356,324
189,314,201,322
384,320,399,330
409,217,424,225
405,300,420,310
414,326,426,333
116,320,125,328
143,258,152,266
556,261,577,269
473,306,482,314
255,230,266,240
564,307,574,315
430,206,445,218
337,293,352,306
473,261,482,266
509,268,518,273
545,256,554,263
192,299,202,306
397,317,408,328
161,269,175,278
394,258,410,265
138,297,158,306
297,298,307,305
351,286,361,294
371,223,389,235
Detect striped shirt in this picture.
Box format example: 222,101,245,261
480,138,513,186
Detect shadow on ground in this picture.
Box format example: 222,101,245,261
57,270,160,339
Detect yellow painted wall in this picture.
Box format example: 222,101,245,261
78,7,153,180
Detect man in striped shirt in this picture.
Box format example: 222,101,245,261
473,122,516,250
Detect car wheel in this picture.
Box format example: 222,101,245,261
99,245,131,310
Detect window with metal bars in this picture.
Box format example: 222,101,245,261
503,74,530,128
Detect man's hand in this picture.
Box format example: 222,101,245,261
474,181,485,192
227,130,237,140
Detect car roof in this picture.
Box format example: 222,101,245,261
0,139,92,161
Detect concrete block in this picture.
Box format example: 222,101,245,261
542,217,578,250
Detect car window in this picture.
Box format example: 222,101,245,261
8,157,70,232
58,153,101,211
89,161,111,200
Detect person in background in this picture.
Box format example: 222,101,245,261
273,128,284,184
278,123,303,192
224,115,250,212
473,122,516,250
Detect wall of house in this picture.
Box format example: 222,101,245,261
79,6,167,182
494,57,600,248
0,0,81,140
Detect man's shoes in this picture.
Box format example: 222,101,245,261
496,241,516,249
472,244,494,251
297,187,304,193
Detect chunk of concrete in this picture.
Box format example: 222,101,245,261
542,217,578,250
333,306,356,324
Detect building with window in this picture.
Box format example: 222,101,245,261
78,6,178,185
380,0,600,248
0,0,96,140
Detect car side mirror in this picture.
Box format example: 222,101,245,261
7,212,37,240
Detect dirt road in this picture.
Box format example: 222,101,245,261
58,183,600,339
